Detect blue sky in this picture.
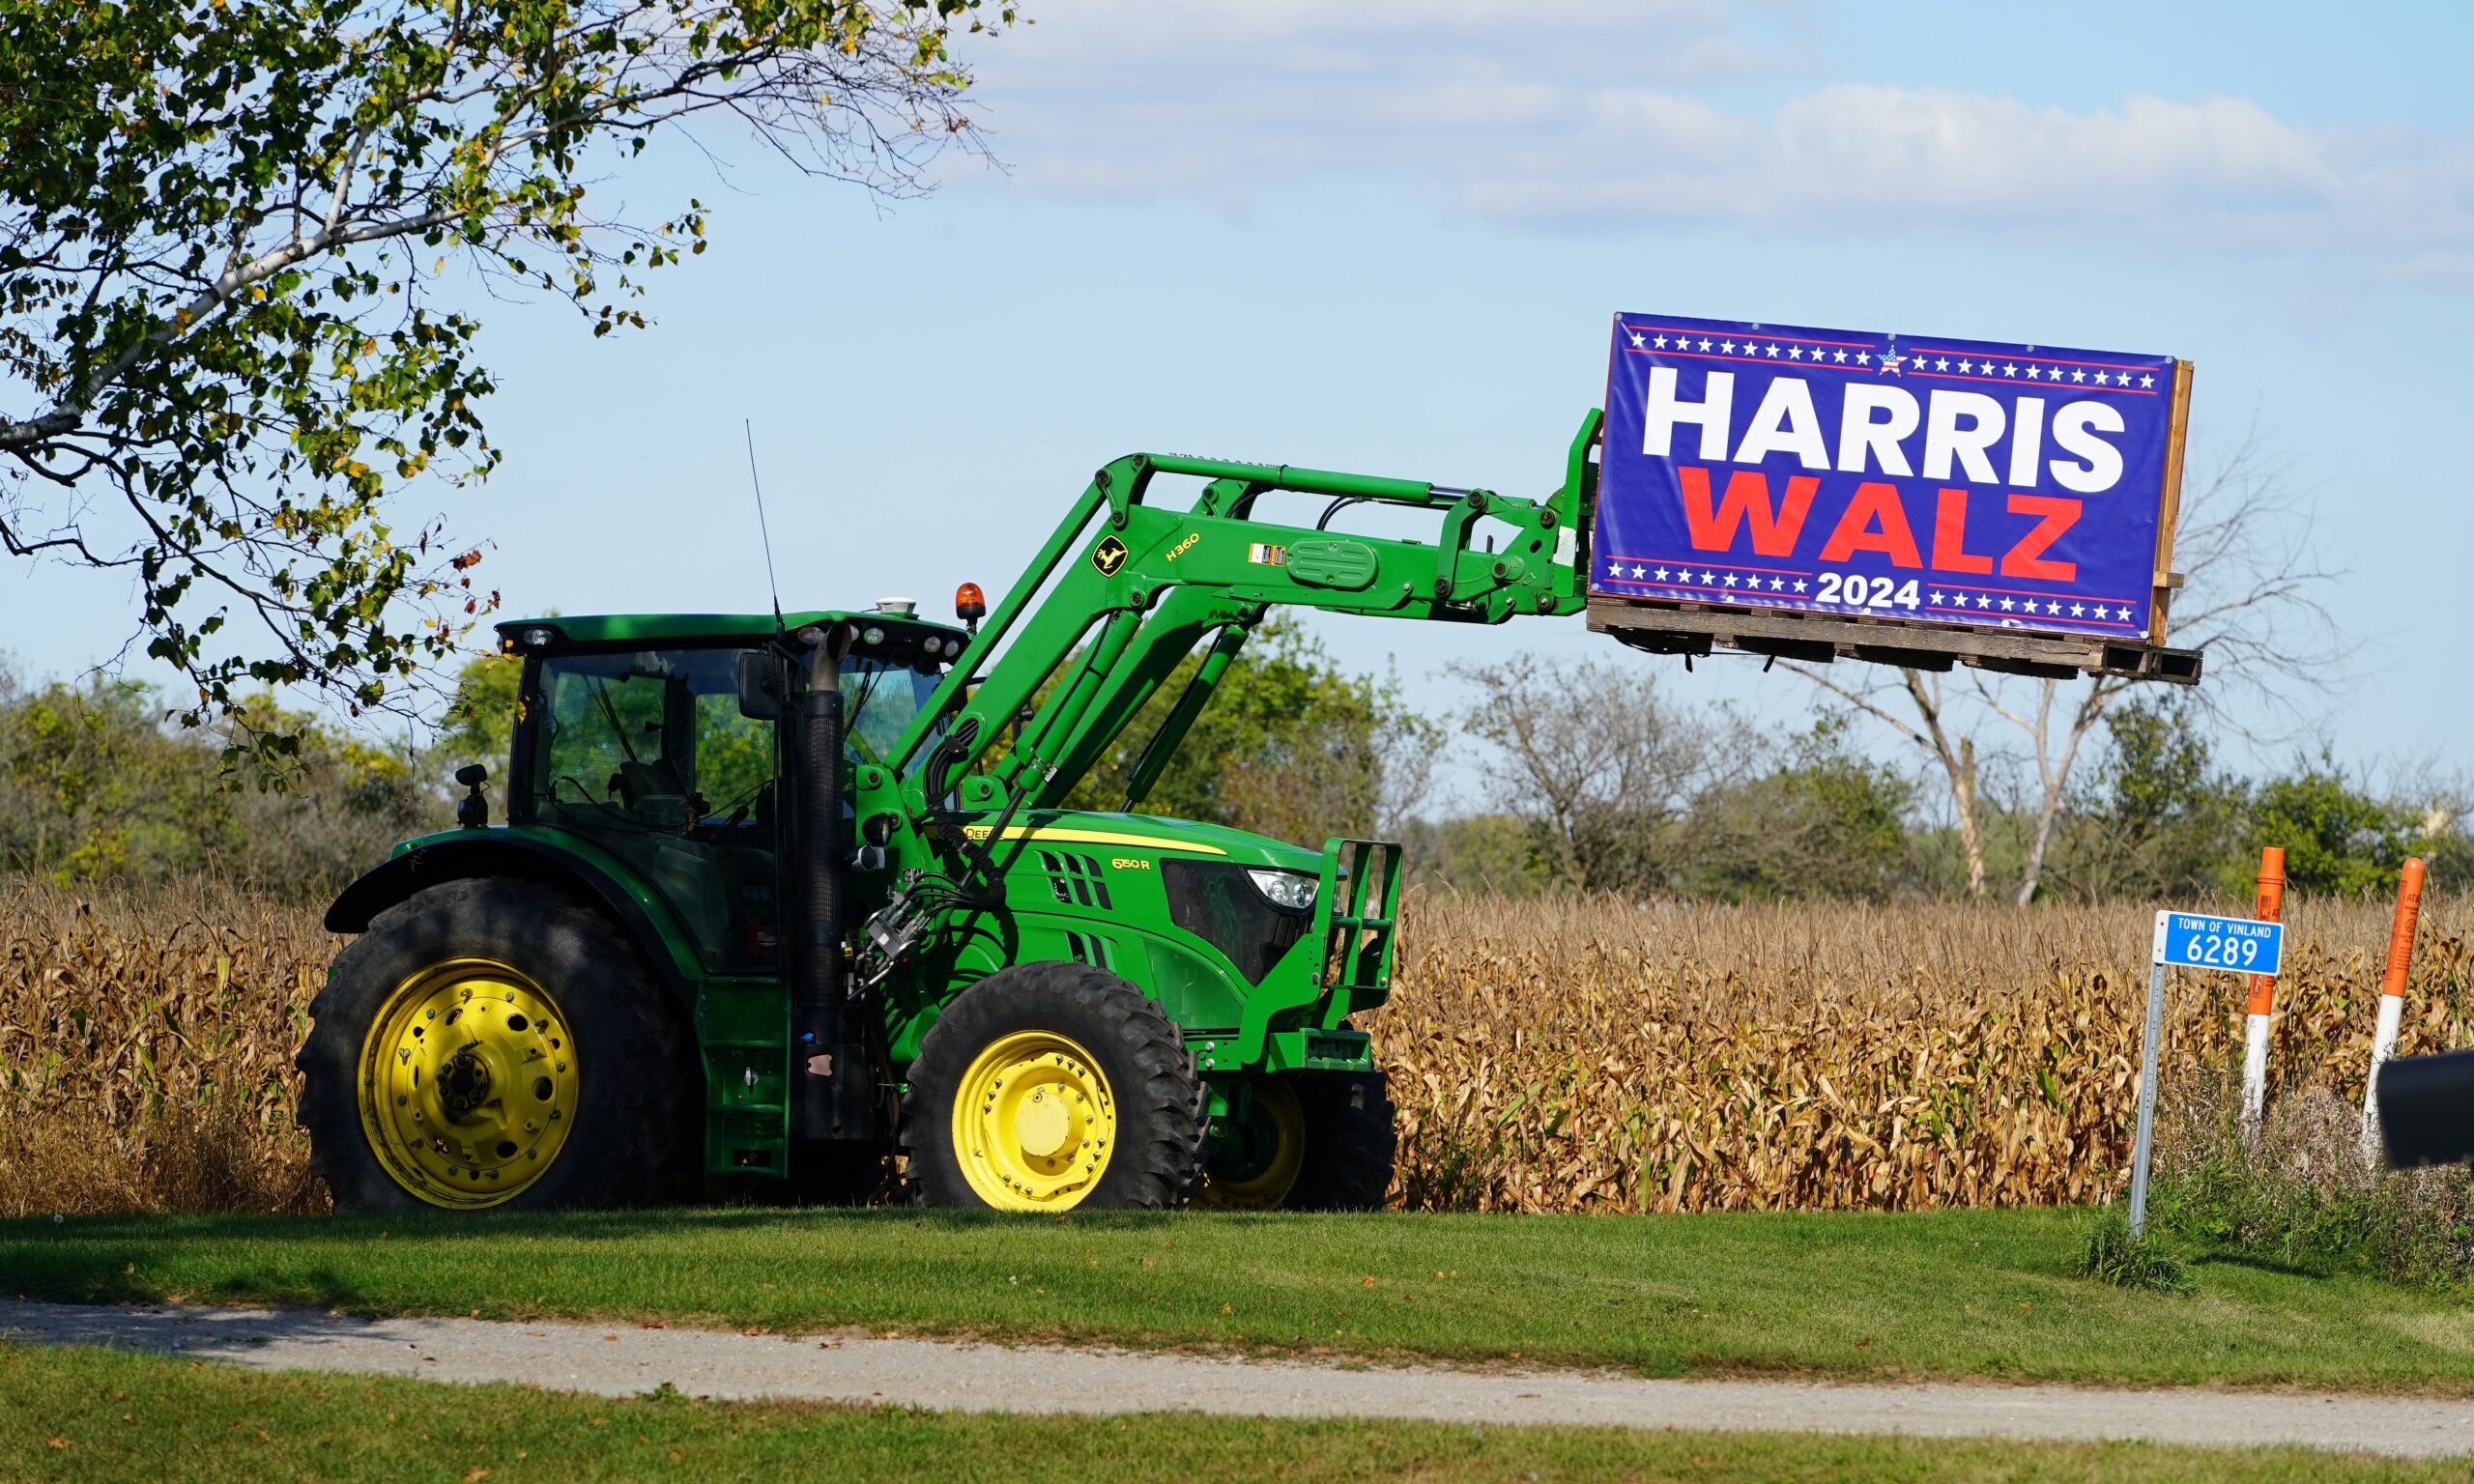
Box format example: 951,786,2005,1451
6,1,2467,808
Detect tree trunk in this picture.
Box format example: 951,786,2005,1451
2013,681,2110,907
1949,736,1987,897
2017,791,2061,906
1900,671,1987,898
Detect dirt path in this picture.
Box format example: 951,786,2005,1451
4,1299,2465,1458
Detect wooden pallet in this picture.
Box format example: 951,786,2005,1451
1585,598,2202,684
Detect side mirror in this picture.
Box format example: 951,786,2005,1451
736,651,785,721
455,764,490,829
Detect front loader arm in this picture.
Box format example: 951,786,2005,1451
881,409,1604,827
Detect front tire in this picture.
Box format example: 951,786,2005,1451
902,962,1204,1212
297,878,697,1213
1285,1070,1397,1212
1199,1070,1398,1211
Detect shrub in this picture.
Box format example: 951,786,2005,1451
2081,1209,2192,1293
2147,1084,2474,1291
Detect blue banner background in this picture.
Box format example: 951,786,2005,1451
1592,312,2179,641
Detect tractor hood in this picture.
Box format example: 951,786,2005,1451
963,810,1323,875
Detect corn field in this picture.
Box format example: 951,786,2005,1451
2,880,2465,1217
0,882,331,1216
1384,894,2471,1213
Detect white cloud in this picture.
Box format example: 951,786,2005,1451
961,4,2474,284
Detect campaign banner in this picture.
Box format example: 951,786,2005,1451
1593,312,2184,641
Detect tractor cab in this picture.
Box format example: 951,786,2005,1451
497,609,967,975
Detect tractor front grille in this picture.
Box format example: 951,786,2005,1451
1161,860,1310,985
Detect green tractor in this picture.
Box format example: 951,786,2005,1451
296,414,1605,1213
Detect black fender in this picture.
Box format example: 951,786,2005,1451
324,834,703,1010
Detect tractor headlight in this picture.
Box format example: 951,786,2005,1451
861,625,886,646
1247,869,1317,911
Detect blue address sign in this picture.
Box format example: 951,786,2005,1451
2151,911,2284,976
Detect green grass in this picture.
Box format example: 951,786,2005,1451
1,1343,2450,1484
5,1207,2470,1391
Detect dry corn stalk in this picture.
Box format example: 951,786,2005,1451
0,881,333,1215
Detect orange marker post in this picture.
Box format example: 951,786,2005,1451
2362,858,2428,1156
2239,847,2285,1136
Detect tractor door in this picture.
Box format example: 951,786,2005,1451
516,645,787,972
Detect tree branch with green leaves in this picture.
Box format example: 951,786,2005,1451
0,0,1008,739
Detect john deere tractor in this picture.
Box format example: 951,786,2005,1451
296,414,1605,1213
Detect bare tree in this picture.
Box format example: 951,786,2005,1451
1782,667,1997,893
1450,653,1726,893
1787,428,2337,903
1372,700,1446,843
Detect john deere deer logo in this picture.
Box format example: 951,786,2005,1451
1091,535,1130,577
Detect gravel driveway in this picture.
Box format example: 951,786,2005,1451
4,1298,2466,1459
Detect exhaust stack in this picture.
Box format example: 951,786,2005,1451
791,624,878,1142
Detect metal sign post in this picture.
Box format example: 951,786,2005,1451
2130,915,2170,1239
2130,909,2287,1238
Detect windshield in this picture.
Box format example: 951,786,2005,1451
528,648,770,830
842,656,943,763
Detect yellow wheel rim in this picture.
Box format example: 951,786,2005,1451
951,1030,1116,1211
1199,1079,1305,1210
358,958,579,1210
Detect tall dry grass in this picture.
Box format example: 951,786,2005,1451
2,879,2465,1217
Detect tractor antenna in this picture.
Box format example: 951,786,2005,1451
744,419,786,636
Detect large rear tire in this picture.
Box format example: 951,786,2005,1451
902,962,1204,1212
297,878,698,1213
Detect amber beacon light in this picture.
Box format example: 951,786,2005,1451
954,582,988,631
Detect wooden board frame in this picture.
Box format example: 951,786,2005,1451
2147,358,2197,642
